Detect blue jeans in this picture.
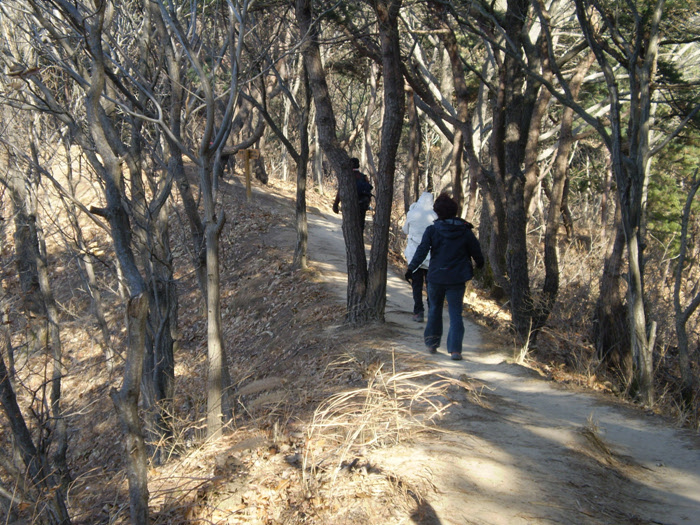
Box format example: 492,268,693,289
425,283,466,355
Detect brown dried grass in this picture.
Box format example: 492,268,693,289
302,352,474,487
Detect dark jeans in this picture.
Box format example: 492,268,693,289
411,268,428,314
425,282,466,355
359,201,370,231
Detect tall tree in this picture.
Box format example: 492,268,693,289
297,0,405,324
674,174,700,405
3,0,172,518
151,0,253,436
82,4,151,519
296,0,370,323
365,0,406,319
569,0,699,404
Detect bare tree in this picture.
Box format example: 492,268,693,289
0,117,71,524
1,0,165,518
674,173,700,405
296,0,370,322
404,88,422,213
296,0,405,324
0,351,71,524
568,0,700,404
364,0,406,320
150,0,253,436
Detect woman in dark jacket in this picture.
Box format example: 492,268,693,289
405,193,484,360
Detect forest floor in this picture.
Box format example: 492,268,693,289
143,173,700,525
20,169,700,524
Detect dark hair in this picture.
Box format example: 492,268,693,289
350,157,360,170
433,192,458,220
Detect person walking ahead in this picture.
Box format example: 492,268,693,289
403,192,437,322
405,193,484,360
332,157,373,231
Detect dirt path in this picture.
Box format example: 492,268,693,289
299,202,700,525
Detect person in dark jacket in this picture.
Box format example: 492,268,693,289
405,193,484,360
332,157,373,231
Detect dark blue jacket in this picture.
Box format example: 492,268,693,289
408,218,484,285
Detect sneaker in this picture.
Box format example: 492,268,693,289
412,312,424,322
450,353,463,361
427,346,438,354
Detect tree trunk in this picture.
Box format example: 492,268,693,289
296,0,370,324
281,29,300,183
479,180,510,298
126,126,176,464
449,134,465,212
593,204,632,385
254,133,269,184
85,7,151,519
536,51,596,331
363,62,379,181
202,161,231,438
574,0,663,406
625,219,653,403
312,122,324,194
405,88,422,213
500,0,534,344
110,293,150,525
293,66,312,270
7,164,46,324
464,160,479,223
599,157,613,241
366,0,406,321
560,176,574,240
1,306,15,393
142,201,177,464
674,176,700,406
433,2,468,210
294,157,309,270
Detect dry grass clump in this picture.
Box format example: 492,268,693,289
240,349,475,524
302,354,466,485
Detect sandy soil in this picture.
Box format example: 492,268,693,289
254,182,700,525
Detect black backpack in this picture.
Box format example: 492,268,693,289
356,175,373,200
